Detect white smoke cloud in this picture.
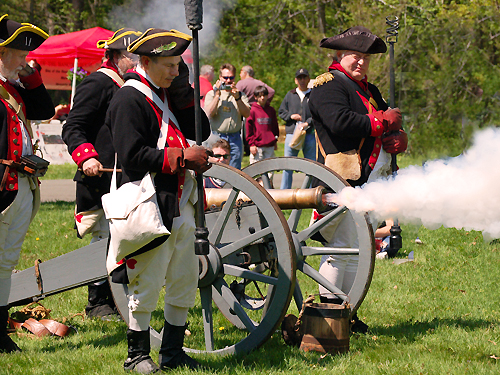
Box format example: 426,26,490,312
108,0,234,55
331,127,500,240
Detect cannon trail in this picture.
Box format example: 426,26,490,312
326,127,500,240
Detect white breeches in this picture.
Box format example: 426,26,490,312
0,177,33,305
126,203,197,330
316,210,359,299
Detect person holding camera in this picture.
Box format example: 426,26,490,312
204,63,250,169
0,14,54,353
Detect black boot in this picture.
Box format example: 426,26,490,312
0,305,21,353
124,329,159,374
350,313,369,334
159,321,200,371
86,281,120,320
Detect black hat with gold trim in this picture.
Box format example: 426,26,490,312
320,26,387,54
0,14,48,51
96,27,142,50
127,28,191,57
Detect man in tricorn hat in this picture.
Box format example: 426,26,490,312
106,28,211,373
62,27,141,321
0,14,54,353
308,26,408,332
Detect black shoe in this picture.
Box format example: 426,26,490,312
0,334,21,354
124,329,159,374
86,304,121,321
124,355,159,374
0,306,21,353
86,282,120,320
350,313,369,334
159,321,201,371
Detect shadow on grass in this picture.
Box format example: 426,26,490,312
370,316,495,341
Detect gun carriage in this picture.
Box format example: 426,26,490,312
8,158,375,355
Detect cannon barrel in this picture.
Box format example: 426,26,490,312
205,186,327,210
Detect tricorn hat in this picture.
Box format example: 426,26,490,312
127,28,191,57
0,14,48,51
320,26,387,54
96,28,142,50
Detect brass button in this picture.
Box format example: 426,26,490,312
8,184,14,189
134,290,139,294
373,153,377,157
84,148,89,153
10,172,15,178
376,144,380,148
12,115,16,121
179,185,183,190
13,138,18,145
376,125,381,130
169,136,174,141
92,149,95,152
81,175,85,179
77,152,81,157
369,163,374,167
374,118,378,122
13,127,17,133
13,150,18,155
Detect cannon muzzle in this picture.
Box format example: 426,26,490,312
205,186,327,210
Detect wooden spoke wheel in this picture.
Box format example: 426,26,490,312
243,157,375,316
110,164,296,355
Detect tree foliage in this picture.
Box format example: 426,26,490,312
3,0,500,157
203,0,500,157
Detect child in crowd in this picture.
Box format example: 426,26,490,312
245,85,280,165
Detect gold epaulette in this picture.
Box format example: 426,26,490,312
313,72,334,87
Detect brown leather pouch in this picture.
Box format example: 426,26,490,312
316,134,364,181
324,149,362,181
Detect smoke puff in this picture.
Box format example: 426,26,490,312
334,127,500,240
109,0,235,55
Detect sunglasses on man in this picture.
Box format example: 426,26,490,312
221,76,235,80
213,154,230,159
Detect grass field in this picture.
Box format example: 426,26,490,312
4,149,500,374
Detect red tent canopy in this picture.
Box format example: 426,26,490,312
28,27,113,90
28,27,194,91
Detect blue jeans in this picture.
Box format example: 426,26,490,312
280,132,316,189
214,131,242,170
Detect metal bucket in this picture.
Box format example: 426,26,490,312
299,302,350,354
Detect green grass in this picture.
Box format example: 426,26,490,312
40,163,75,180
3,199,500,374
4,148,499,374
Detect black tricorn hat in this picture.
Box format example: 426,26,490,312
320,26,387,54
0,14,48,51
127,28,191,57
96,28,142,50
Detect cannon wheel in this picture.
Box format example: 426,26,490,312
110,164,296,355
243,157,375,316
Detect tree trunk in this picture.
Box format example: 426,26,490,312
72,0,84,30
317,0,326,34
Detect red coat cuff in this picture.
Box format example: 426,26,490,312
368,111,384,137
163,148,183,174
20,70,43,90
72,143,99,168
